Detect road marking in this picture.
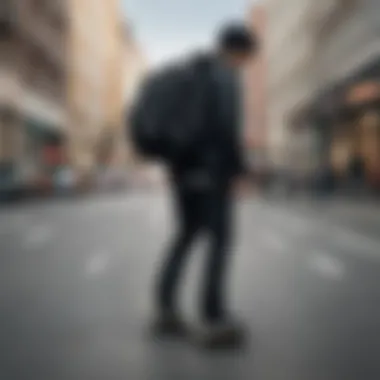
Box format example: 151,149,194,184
85,251,110,277
24,225,53,249
309,252,345,280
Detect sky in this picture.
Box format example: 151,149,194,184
122,0,255,66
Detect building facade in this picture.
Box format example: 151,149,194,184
0,0,67,193
312,0,379,88
122,23,147,169
67,0,125,179
266,0,380,190
309,0,380,190
265,0,317,171
245,4,268,168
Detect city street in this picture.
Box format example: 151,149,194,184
1,191,380,380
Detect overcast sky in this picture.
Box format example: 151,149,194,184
122,0,255,66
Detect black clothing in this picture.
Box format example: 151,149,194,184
156,53,243,323
158,175,233,322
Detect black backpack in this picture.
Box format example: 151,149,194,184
128,55,214,163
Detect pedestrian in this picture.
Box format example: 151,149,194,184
129,21,258,349
348,153,366,197
156,23,258,348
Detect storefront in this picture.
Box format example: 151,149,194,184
309,57,380,193
23,118,65,189
0,108,66,197
344,82,380,189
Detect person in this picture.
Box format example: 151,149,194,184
153,22,258,348
348,153,366,197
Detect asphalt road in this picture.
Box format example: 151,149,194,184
1,191,380,380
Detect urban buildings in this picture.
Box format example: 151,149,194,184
1,0,68,195
245,4,268,169
67,0,125,181
265,0,317,173
266,0,380,191
308,0,380,190
122,22,147,169
1,0,141,196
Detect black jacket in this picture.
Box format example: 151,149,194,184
172,53,245,189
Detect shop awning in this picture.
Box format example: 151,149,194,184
346,81,380,106
309,56,380,122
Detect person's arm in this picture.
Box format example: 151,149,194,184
213,61,248,175
229,73,248,176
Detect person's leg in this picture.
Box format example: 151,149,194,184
197,184,247,348
201,184,232,323
157,185,202,315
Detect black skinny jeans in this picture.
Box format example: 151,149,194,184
157,177,233,322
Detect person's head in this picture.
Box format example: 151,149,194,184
216,22,258,68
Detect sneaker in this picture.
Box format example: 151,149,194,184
198,319,248,350
151,311,188,339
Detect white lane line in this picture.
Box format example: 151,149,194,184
24,225,53,249
308,252,346,280
85,251,110,277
